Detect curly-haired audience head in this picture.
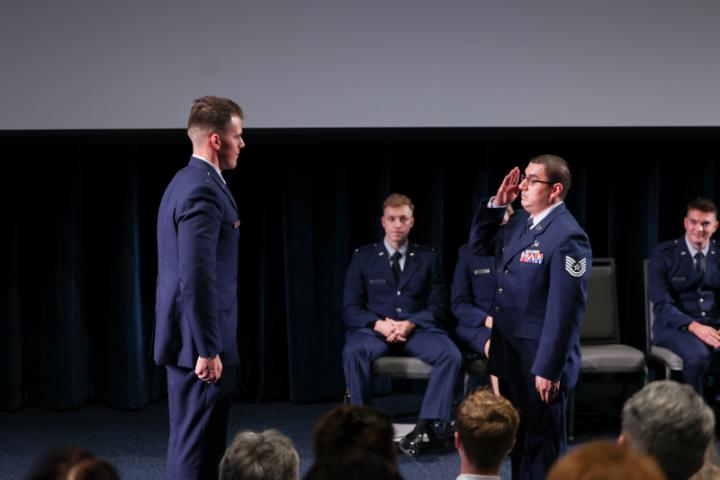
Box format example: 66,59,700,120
455,387,519,475
620,380,715,479
313,405,396,467
24,447,119,480
547,441,665,480
303,449,401,480
219,429,299,480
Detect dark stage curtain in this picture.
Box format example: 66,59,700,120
1,128,718,409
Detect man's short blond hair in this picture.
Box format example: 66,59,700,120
382,193,414,212
456,388,519,472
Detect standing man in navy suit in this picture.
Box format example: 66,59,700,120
470,155,591,479
649,197,720,398
342,193,461,457
154,96,245,480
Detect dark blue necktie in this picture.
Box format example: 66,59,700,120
391,251,402,283
522,217,534,237
695,251,706,277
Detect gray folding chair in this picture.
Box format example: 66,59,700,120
371,356,433,380
569,257,647,441
643,259,684,379
343,356,433,411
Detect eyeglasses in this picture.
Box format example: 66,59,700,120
519,173,555,187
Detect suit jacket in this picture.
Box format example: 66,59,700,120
154,157,240,368
649,236,720,344
342,241,447,336
471,201,591,387
451,244,494,344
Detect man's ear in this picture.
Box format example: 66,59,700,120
209,132,221,151
551,182,564,201
617,433,627,446
454,431,461,450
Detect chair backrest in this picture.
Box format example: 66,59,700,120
643,258,654,355
580,258,620,344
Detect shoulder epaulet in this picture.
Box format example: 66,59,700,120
353,243,377,253
411,243,436,253
655,239,680,253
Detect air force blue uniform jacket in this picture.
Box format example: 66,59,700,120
343,242,446,334
451,244,494,355
155,157,240,368
471,201,591,480
649,237,720,395
342,241,461,421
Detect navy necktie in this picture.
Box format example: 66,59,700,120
391,251,402,283
522,217,534,237
695,251,706,277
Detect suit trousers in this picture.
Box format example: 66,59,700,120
165,365,236,480
495,335,568,480
657,329,717,396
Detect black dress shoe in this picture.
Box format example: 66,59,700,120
426,421,455,450
398,428,426,457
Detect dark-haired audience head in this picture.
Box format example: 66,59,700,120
547,441,666,480
455,387,519,475
24,447,119,480
66,459,119,480
312,405,397,472
303,449,401,480
219,429,299,480
620,380,715,480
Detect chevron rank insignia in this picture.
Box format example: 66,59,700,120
565,256,587,277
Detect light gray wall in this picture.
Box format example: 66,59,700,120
1,0,719,129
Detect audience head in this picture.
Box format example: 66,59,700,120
219,429,299,480
25,447,119,480
455,387,519,475
547,440,666,480
313,405,396,466
66,459,119,480
303,449,400,480
620,380,715,479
